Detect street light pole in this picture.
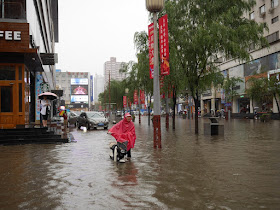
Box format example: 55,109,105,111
146,0,164,148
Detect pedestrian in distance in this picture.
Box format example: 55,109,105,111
108,113,136,162
41,95,51,127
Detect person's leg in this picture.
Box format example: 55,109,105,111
127,149,131,158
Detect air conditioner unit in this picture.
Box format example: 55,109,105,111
268,7,275,13
259,11,266,17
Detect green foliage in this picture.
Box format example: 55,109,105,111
246,77,269,106
223,77,243,102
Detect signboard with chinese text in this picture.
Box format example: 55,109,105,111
140,90,145,104
123,96,127,108
159,14,170,76
148,23,154,79
134,90,138,105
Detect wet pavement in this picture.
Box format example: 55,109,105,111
0,117,280,209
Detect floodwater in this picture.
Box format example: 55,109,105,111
0,117,280,209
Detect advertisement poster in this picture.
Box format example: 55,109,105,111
148,23,154,79
140,90,145,104
71,85,88,95
71,78,88,85
159,14,170,76
71,95,88,103
90,75,93,102
134,90,138,105
35,73,43,121
123,96,127,108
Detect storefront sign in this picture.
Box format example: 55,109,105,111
0,31,21,40
0,22,29,51
159,14,170,76
148,23,154,79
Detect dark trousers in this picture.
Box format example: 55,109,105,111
127,149,131,157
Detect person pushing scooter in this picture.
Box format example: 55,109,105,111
107,113,136,162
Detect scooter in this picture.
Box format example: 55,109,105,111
109,141,128,163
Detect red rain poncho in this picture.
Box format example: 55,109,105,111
109,113,136,151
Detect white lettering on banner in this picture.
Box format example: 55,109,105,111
0,31,22,41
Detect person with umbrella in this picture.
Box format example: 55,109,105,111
38,92,57,127
40,95,51,127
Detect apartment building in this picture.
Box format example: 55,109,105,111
94,74,104,103
104,57,126,88
0,0,58,128
201,0,280,115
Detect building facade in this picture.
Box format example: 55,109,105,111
0,0,58,128
104,57,126,88
94,74,104,103
55,71,91,111
201,0,280,115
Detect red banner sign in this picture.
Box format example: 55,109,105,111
134,90,138,105
159,14,170,76
123,96,127,108
140,90,145,104
148,23,154,79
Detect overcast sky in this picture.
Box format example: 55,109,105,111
55,0,150,76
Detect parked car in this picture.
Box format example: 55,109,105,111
77,111,109,130
67,111,79,127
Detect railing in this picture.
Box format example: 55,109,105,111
0,2,26,20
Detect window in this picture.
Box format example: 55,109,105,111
260,4,266,14
272,16,279,24
0,0,26,19
266,31,279,44
249,12,254,20
271,0,279,8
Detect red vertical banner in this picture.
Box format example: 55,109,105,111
148,23,154,79
140,90,145,104
160,76,165,99
159,14,170,76
123,96,127,108
134,90,138,105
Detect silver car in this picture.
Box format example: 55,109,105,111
77,111,109,130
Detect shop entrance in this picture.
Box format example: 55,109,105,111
0,64,25,128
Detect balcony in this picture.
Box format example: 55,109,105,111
0,2,26,20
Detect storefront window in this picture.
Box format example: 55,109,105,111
0,66,15,80
19,83,22,112
1,86,13,112
19,66,22,80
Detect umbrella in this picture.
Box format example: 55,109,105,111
38,92,58,100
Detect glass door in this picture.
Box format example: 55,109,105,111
0,86,13,112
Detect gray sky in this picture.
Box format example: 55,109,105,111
55,0,150,76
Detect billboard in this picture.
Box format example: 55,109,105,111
71,85,88,95
71,95,89,103
71,78,88,85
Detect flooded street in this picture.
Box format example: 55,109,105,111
1,117,280,209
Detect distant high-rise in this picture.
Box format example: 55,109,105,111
104,57,126,88
94,74,104,103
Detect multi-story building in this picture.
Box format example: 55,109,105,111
94,74,104,103
104,57,126,88
0,0,58,128
55,71,91,111
201,0,280,115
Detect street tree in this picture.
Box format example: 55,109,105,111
164,0,267,134
267,76,280,116
223,76,243,103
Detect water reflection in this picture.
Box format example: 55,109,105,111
0,117,279,209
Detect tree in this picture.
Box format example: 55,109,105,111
266,76,280,115
223,77,243,103
164,0,267,134
246,77,268,110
